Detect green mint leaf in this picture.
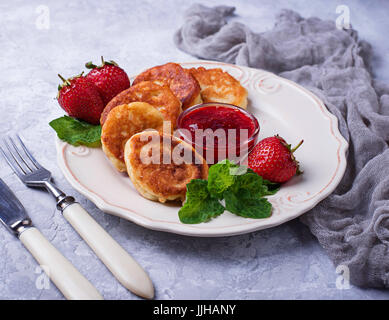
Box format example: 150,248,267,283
49,116,101,147
229,165,249,176
224,189,272,219
231,173,265,195
207,159,239,199
224,171,275,219
262,179,281,196
179,179,225,224
240,168,280,196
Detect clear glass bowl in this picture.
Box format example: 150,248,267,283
176,102,260,165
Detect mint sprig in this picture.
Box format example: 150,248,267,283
178,160,280,224
178,179,225,224
49,116,101,147
207,159,239,199
224,173,273,218
224,190,272,218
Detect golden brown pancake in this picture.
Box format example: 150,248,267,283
132,62,202,110
101,102,164,172
101,80,182,128
189,67,248,109
124,131,208,203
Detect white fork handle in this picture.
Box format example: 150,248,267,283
19,227,103,300
62,203,154,299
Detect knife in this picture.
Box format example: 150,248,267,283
0,135,154,299
0,178,103,300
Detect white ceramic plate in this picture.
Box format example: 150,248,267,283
56,61,348,237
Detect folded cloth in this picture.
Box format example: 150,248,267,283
174,4,389,288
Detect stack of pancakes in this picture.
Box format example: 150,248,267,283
101,62,247,203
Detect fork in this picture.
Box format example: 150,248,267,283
0,135,154,299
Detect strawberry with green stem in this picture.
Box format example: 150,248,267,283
85,56,130,105
248,135,304,183
57,73,105,125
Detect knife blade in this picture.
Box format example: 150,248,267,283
0,178,31,234
0,177,103,299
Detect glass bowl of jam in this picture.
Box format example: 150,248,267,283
176,102,260,165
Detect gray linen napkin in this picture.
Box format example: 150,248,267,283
174,4,389,288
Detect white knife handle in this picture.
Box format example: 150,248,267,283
62,203,154,299
19,227,103,300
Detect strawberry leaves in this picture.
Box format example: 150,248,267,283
85,56,118,70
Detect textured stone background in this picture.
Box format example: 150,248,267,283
0,0,388,299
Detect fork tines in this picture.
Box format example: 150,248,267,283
0,135,41,178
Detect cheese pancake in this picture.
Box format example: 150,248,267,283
124,131,208,203
132,63,202,110
101,81,182,128
101,102,164,172
189,67,248,109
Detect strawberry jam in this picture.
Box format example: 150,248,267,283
176,103,259,164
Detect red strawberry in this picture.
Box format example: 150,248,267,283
248,135,303,183
85,57,130,105
57,73,104,125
